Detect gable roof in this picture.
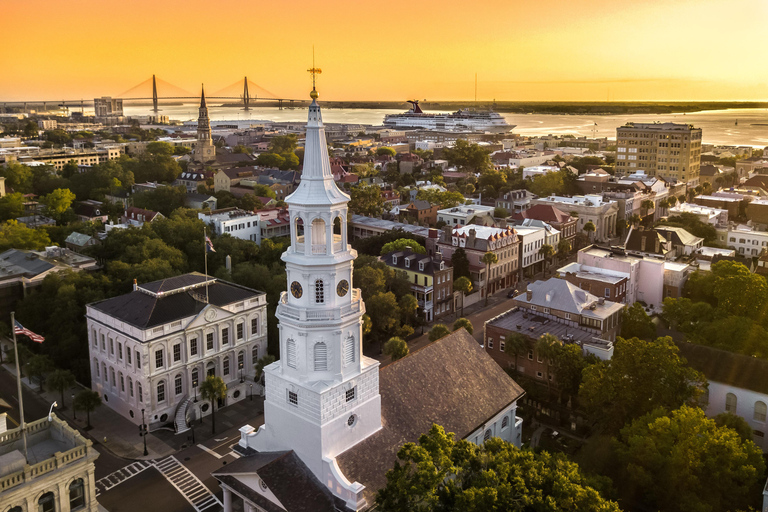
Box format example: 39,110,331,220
212,451,339,512
675,342,768,395
744,175,768,190
406,199,435,211
512,204,573,224
625,228,671,256
654,226,703,247
64,232,94,247
513,278,623,318
335,328,525,504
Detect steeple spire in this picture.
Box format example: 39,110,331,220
200,84,207,108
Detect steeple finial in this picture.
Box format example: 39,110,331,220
307,46,322,100
200,84,206,108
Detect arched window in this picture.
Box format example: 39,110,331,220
314,342,328,371
344,336,355,366
192,368,199,388
102,363,107,382
9,506,22,512
726,393,737,413
286,338,297,369
333,216,342,235
252,344,259,364
128,377,133,397
138,382,143,403
69,478,85,510
315,280,324,303
311,218,326,249
38,491,55,512
501,416,509,429
483,429,492,442
755,401,767,422
94,358,99,378
157,381,165,403
175,374,183,395
238,351,245,370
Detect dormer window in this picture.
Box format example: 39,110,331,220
419,261,425,271
392,256,397,265
405,259,410,268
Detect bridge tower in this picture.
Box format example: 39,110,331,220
243,77,251,111
152,74,159,113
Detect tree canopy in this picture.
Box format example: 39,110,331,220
619,303,657,340
376,424,620,512
349,183,385,217
381,238,426,255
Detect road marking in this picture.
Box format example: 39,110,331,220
196,443,223,459
95,460,153,496
155,455,222,512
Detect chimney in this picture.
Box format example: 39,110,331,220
428,228,438,239
133,279,138,291
526,289,533,301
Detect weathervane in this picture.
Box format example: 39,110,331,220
307,46,322,99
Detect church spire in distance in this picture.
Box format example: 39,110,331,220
200,83,207,108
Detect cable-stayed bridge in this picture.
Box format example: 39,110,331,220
0,75,307,112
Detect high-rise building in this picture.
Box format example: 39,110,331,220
615,122,702,186
93,97,123,117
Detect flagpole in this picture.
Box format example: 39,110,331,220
204,227,209,304
10,312,28,463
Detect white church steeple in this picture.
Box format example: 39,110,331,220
238,83,381,511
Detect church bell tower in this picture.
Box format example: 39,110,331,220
241,83,381,510
192,85,215,167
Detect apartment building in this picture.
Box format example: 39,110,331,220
381,249,454,322
436,204,496,227
86,273,268,429
199,208,261,243
615,122,702,186
512,204,577,244
531,195,619,243
496,189,536,215
717,224,768,257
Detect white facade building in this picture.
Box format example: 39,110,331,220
718,224,768,257
86,274,268,429
199,208,262,244
669,202,728,227
436,204,495,226
532,194,619,242
514,225,546,275
521,165,560,180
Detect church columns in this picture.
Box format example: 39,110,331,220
222,486,232,512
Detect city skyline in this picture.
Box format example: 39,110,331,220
3,0,767,102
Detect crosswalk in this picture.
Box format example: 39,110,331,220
155,455,222,512
95,460,153,496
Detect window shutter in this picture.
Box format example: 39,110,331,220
314,342,328,371
344,336,355,365
287,339,297,369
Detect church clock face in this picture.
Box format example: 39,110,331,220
337,280,349,297
290,281,303,299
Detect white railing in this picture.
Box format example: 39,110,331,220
312,245,327,255
277,291,362,322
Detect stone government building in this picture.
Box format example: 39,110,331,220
86,273,268,431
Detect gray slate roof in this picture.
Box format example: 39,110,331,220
88,273,263,330
64,232,93,247
0,249,54,277
336,328,525,504
212,451,340,512
676,342,768,395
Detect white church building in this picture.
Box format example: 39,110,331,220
212,87,525,512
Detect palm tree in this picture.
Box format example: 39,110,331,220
538,244,555,276
535,334,563,392
73,390,102,429
628,214,641,227
667,195,678,208
453,276,473,317
556,239,572,263
200,375,227,435
503,333,528,375
47,369,76,410
641,199,655,219
481,251,498,306
583,221,596,242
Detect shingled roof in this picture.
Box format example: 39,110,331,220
675,342,768,395
335,328,525,504
212,451,340,512
512,204,572,224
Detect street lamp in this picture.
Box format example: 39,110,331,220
193,378,198,403
72,393,77,420
140,408,148,457
48,401,57,422
249,384,253,402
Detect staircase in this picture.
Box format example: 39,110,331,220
174,396,192,434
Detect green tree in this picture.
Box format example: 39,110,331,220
354,265,387,302
503,333,528,375
528,171,565,198
641,199,655,217
254,354,276,384
367,292,402,344
199,375,227,435
620,302,657,339
614,406,764,512
628,213,641,227
481,251,498,306
415,189,467,209
711,260,768,318
535,333,562,391
383,336,409,361
583,220,596,241
442,139,492,173
551,343,588,402
493,206,509,218
579,336,705,434
428,324,451,342
380,238,426,255
0,221,52,251
450,248,470,280
349,183,385,217
452,318,473,335
398,294,419,328
376,147,397,157
41,188,76,224
1,161,34,193
131,185,187,217
714,412,754,442
47,369,76,410
453,276,472,317
0,192,26,221
375,424,620,512
145,141,174,156
252,184,277,199
268,134,299,155
556,238,572,261
73,389,102,429
538,243,555,276
26,354,54,392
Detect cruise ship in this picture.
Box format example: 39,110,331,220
383,100,514,133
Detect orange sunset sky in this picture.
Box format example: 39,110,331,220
2,0,767,102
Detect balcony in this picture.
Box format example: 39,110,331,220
277,289,362,323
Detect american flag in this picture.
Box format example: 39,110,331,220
14,320,44,343
205,236,216,253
